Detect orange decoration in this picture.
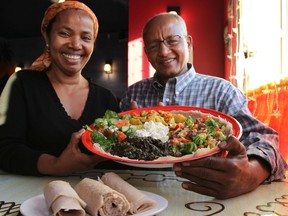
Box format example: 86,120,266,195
245,77,288,161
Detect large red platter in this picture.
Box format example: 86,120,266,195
82,106,242,168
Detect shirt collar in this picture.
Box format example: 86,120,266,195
175,63,195,82
152,63,195,90
152,72,165,90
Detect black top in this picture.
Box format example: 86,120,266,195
0,73,9,94
0,70,120,175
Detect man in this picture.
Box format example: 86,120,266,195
120,13,287,199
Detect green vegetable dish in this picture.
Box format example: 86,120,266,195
83,109,232,161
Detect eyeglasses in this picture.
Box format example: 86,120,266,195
145,35,187,53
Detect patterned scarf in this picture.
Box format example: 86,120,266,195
30,1,98,71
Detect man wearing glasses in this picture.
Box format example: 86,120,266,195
119,13,287,199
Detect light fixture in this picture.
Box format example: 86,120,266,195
15,66,22,72
15,63,24,72
50,0,65,3
104,59,112,77
167,6,181,15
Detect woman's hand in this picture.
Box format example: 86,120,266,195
173,136,270,199
37,129,105,175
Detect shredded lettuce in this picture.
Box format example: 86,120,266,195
192,133,208,145
91,130,113,151
94,118,108,128
104,110,119,119
184,116,194,127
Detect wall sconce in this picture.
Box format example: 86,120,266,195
50,0,65,3
15,63,24,72
15,66,22,72
104,59,112,78
167,6,181,15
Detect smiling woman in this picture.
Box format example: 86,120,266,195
0,1,120,176
44,9,95,80
30,1,98,71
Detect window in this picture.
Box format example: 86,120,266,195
236,0,288,92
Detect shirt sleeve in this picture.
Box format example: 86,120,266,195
220,84,287,182
0,73,42,175
119,89,132,111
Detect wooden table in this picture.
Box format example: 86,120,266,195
0,168,287,216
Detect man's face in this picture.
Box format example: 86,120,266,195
143,16,192,82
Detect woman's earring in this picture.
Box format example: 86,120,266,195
46,44,50,52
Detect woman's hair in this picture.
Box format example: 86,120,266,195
45,16,56,38
44,8,98,40
41,1,98,40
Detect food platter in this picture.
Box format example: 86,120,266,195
82,106,242,168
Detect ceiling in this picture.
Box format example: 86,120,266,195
0,0,128,39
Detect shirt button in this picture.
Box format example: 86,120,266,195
175,91,179,95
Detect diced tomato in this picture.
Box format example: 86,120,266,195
114,119,130,129
200,115,209,122
169,137,180,146
174,124,180,130
192,124,198,129
117,131,127,142
89,124,98,130
179,137,191,144
215,126,222,132
174,123,184,130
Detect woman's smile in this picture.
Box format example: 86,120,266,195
62,53,82,60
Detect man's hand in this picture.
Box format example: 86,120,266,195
130,101,138,110
173,136,270,199
130,101,164,110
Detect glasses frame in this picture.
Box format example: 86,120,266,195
145,35,187,53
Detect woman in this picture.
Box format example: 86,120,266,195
0,1,120,176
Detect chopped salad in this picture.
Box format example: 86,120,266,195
84,110,228,158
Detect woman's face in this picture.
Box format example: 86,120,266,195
45,9,95,75
143,16,192,83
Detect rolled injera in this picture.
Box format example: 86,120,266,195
74,178,130,216
43,180,86,216
101,172,157,214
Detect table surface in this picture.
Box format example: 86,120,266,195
0,168,287,216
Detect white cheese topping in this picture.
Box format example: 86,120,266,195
133,121,169,143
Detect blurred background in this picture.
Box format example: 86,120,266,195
0,0,129,98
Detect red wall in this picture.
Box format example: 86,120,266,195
129,0,226,81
